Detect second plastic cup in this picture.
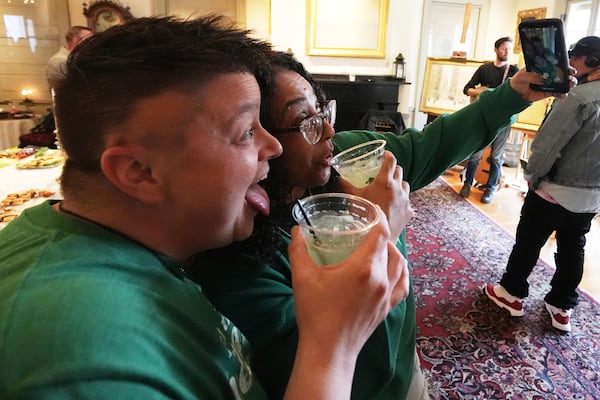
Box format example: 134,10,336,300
330,139,386,188
292,193,380,266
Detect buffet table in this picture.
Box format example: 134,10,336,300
0,118,37,149
0,156,63,229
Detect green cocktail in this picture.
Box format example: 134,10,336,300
330,139,386,188
292,193,379,266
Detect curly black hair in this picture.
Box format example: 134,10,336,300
257,51,330,208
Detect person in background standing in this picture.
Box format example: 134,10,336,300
461,36,519,203
485,36,600,333
46,25,92,92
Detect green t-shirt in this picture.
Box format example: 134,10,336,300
0,201,267,399
195,80,531,400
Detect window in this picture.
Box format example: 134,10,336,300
565,0,600,45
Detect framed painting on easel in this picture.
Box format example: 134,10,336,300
419,57,485,116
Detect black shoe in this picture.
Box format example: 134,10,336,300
481,188,495,203
459,183,471,198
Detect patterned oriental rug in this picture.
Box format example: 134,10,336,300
406,179,600,400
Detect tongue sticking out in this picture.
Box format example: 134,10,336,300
245,183,270,216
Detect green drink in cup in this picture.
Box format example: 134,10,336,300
292,193,380,266
330,139,386,188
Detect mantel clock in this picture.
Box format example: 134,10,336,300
83,1,134,33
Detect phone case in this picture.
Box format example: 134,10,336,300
519,18,570,93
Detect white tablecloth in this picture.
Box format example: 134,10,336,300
0,118,37,149
0,160,63,229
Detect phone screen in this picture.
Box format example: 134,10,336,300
519,18,570,93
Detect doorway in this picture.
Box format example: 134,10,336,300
414,0,489,128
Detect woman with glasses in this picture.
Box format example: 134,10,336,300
192,51,564,400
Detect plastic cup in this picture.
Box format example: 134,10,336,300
292,193,380,266
330,139,386,188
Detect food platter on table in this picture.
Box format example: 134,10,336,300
0,146,38,162
0,146,64,229
1,189,56,224
1,146,65,169
13,147,65,169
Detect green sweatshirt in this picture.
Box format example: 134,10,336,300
0,201,266,399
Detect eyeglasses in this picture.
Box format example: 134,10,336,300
273,100,336,145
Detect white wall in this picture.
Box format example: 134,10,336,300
463,0,566,63
517,0,567,17
2,0,567,119
268,0,425,124
267,0,566,128
483,0,518,62
410,0,564,127
0,1,66,107
509,0,567,68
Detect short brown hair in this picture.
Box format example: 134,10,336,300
495,36,513,48
55,15,272,194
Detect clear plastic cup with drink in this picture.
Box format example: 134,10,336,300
330,139,386,188
292,193,380,266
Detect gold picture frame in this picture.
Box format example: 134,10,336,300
306,0,389,58
419,57,485,116
514,7,547,53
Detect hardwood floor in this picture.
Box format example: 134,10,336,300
440,165,600,301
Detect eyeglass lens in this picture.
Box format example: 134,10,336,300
323,100,336,126
301,100,336,144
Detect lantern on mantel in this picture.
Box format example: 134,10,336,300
393,53,406,81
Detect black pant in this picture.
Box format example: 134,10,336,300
500,190,596,309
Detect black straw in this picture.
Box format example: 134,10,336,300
296,199,320,243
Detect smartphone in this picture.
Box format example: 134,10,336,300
519,18,570,93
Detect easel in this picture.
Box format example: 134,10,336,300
503,98,552,191
507,122,538,193
452,3,471,58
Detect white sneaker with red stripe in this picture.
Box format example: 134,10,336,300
545,302,572,332
484,283,524,317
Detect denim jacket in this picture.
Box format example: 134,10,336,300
526,79,600,189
